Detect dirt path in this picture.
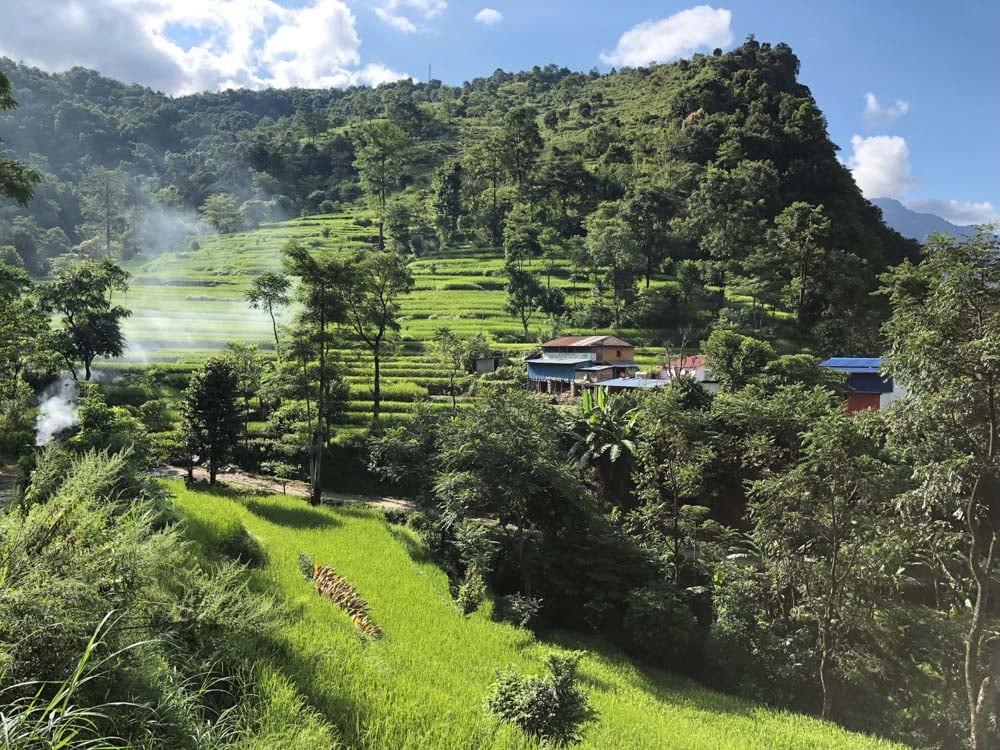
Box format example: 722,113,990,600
153,465,416,512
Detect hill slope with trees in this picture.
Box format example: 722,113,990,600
0,37,917,353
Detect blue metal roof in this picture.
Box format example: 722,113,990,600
524,357,593,365
819,357,882,373
600,378,667,389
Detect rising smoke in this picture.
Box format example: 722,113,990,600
35,378,79,446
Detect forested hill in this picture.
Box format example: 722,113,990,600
0,37,917,351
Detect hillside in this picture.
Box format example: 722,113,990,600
170,479,902,750
1,38,918,356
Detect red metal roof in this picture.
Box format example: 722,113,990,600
542,335,633,348
665,355,706,369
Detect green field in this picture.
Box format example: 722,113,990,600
170,479,902,750
116,212,677,432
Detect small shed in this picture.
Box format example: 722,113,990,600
475,356,509,375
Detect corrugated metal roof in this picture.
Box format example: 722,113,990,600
601,378,667,389
542,335,634,348
578,364,617,371
666,355,706,369
820,357,882,373
525,357,593,365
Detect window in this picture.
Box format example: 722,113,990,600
616,350,622,358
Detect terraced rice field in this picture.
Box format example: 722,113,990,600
116,211,674,432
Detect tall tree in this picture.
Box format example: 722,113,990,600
622,185,678,289
432,326,467,410
0,72,41,207
352,120,413,250
881,230,1000,750
343,250,414,421
432,160,463,241
282,239,350,504
80,166,127,256
464,132,507,247
504,266,544,342
751,411,903,720
684,160,779,289
41,257,131,381
584,204,640,330
199,193,243,234
182,356,241,484
247,271,291,356
769,202,830,328
498,105,543,190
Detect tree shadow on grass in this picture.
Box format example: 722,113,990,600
539,629,758,718
387,525,434,565
245,498,341,530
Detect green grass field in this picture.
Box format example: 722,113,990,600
170,480,902,750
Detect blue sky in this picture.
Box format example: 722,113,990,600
1,0,996,223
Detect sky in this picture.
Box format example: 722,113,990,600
0,0,996,225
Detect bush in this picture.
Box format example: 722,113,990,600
486,651,596,747
455,566,487,615
622,583,699,667
496,593,542,629
215,521,267,568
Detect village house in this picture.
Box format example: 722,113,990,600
819,357,905,412
659,354,721,394
526,335,639,395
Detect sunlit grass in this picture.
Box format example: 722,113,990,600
170,480,903,750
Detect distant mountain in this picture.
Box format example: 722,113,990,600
872,197,976,242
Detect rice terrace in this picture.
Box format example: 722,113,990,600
0,3,998,749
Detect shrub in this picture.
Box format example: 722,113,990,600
622,583,698,667
485,651,596,747
455,566,487,616
215,522,267,568
496,593,542,629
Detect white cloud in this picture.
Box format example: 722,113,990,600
474,8,503,25
0,0,408,94
863,92,909,128
844,134,916,199
372,0,446,32
907,199,1000,226
599,5,733,67
374,7,418,33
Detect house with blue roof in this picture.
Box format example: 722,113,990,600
819,357,905,412
526,335,639,395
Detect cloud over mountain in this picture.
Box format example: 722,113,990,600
599,5,733,67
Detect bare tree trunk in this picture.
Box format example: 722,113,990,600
373,350,381,421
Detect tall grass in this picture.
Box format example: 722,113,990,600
170,481,902,750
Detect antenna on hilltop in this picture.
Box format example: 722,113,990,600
428,64,432,83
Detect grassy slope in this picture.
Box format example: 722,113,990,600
171,479,901,750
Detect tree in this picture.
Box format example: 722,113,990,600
684,160,779,289
41,257,131,381
199,193,242,234
247,271,291,355
505,266,544,342
343,250,414,421
464,132,507,246
222,341,264,447
702,329,776,392
0,72,41,207
503,203,540,271
353,120,413,250
622,185,678,289
282,240,350,504
769,202,830,328
80,166,127,256
584,205,640,329
432,160,463,241
433,327,468,409
881,230,1000,749
750,411,903,720
182,357,241,484
498,105,544,190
